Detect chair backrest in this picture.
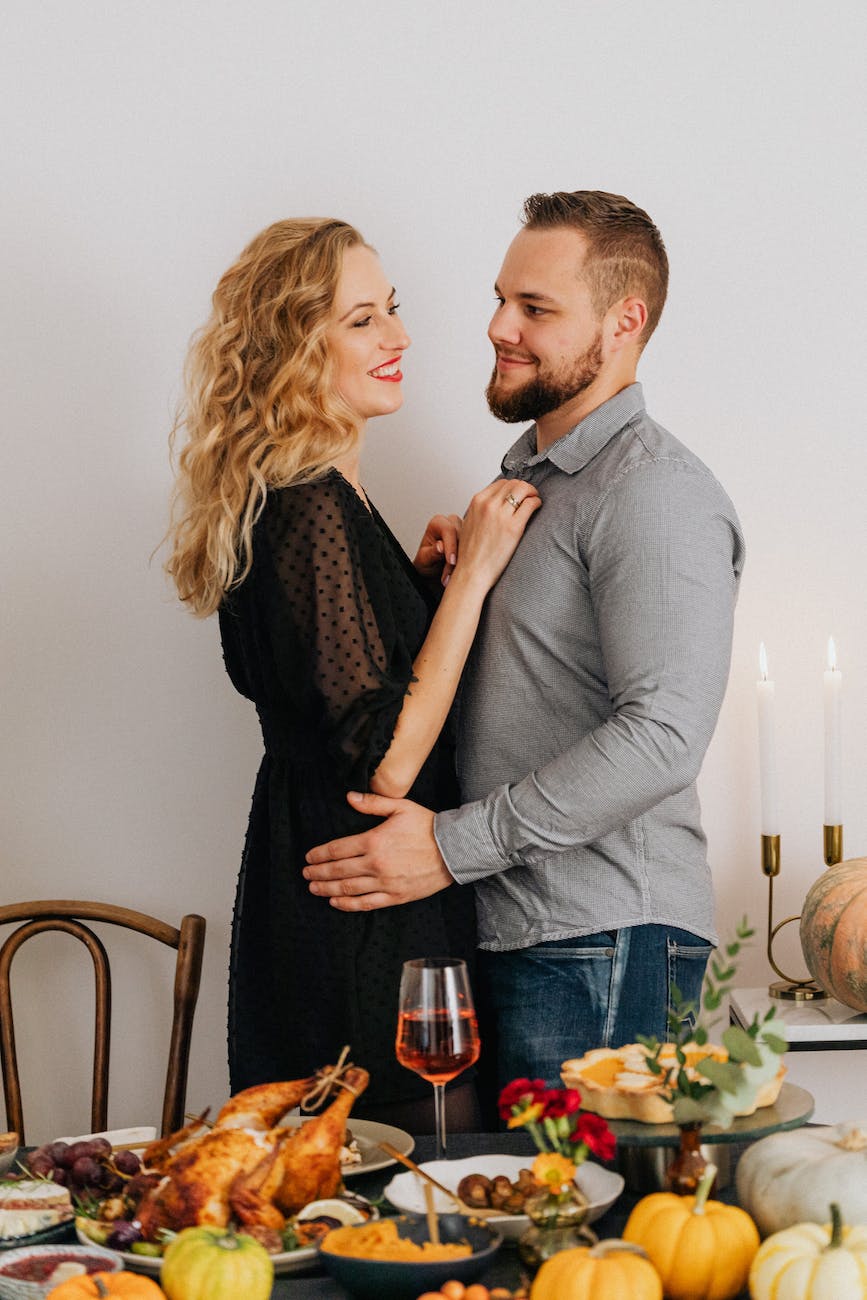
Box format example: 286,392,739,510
0,900,206,1143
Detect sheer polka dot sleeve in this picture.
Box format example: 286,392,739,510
251,474,424,787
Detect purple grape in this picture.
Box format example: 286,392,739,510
107,1220,142,1250
26,1150,55,1178
67,1141,97,1165
45,1141,71,1166
50,1166,68,1185
89,1138,112,1160
112,1150,141,1176
70,1156,104,1190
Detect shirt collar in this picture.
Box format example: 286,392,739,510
501,382,646,476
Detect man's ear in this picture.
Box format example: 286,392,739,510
607,296,648,351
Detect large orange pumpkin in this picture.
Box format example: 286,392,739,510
800,858,867,1012
46,1273,165,1298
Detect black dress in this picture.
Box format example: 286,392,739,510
218,470,476,1110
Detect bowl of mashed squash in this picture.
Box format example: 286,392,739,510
318,1213,502,1298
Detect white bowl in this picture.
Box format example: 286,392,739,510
0,1137,19,1178
383,1154,624,1242
0,1244,121,1300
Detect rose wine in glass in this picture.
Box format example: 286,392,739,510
396,957,480,1160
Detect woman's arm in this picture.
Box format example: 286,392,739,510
369,478,540,797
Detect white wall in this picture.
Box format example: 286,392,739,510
3,0,866,1141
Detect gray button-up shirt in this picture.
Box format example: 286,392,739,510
434,384,744,952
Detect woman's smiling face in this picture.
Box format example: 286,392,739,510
326,244,410,422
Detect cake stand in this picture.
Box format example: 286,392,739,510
609,1082,814,1191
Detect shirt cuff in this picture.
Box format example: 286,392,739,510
434,793,512,884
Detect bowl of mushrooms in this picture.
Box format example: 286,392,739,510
383,1155,623,1242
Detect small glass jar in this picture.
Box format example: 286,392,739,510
517,1181,595,1270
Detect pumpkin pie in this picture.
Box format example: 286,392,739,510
560,1042,786,1124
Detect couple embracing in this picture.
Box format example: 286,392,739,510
167,190,743,1130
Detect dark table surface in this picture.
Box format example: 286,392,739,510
271,1129,753,1298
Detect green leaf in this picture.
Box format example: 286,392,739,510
697,1059,743,1094
726,942,741,957
704,988,722,1011
693,1025,708,1045
722,1026,763,1066
760,1032,788,1055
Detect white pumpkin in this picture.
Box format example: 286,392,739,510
749,1205,867,1299
736,1123,867,1237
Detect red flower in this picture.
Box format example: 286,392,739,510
570,1112,616,1162
544,1087,582,1118
498,1077,548,1120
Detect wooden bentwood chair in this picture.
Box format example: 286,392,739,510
0,900,206,1143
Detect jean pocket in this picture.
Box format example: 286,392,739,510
667,938,713,1029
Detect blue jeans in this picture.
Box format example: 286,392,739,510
476,924,714,1096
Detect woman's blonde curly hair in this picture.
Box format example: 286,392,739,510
166,217,366,616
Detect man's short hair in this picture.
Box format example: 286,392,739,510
522,191,669,347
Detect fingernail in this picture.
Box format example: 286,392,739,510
442,572,450,587
436,540,443,553
450,554,457,566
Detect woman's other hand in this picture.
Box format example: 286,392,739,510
414,513,462,586
456,478,541,589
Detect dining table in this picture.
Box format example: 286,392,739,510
270,1128,757,1298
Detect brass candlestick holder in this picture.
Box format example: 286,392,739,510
762,825,843,1000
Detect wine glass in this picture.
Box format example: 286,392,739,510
395,957,481,1160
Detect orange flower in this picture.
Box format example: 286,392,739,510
532,1151,577,1189
507,1101,544,1128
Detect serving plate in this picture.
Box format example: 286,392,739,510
76,1192,378,1278
75,1222,322,1277
62,1120,412,1177
0,1223,75,1255
384,1154,624,1242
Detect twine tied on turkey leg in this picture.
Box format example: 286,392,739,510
300,1045,360,1111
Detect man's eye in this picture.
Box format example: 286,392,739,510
525,305,547,317
493,295,505,307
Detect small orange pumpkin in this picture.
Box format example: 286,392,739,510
46,1272,165,1298
800,857,867,1012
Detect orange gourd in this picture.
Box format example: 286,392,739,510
800,858,867,1012
622,1165,759,1300
529,1239,662,1300
46,1273,165,1298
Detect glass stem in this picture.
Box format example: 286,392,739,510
433,1083,447,1160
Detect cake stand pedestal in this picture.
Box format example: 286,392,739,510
607,1082,814,1192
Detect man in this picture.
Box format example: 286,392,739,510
304,191,744,1097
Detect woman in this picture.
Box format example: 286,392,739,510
166,218,539,1129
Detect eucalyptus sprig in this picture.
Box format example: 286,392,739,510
637,917,787,1128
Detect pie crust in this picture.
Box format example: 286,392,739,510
560,1042,786,1124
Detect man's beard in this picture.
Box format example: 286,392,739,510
486,332,604,424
